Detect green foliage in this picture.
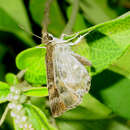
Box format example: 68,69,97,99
23,104,56,130
78,0,118,24
58,94,112,120
23,87,48,97
0,81,10,103
16,47,46,84
91,70,130,120
0,0,35,47
5,73,19,86
29,0,65,36
100,76,130,119
56,119,130,130
109,46,130,79
0,0,130,130
0,0,30,30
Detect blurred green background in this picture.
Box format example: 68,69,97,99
0,0,130,130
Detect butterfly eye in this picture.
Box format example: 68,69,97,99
47,34,53,40
43,33,53,42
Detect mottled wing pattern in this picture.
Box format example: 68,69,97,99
51,44,91,117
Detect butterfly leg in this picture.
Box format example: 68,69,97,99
35,46,46,49
72,52,92,66
68,31,90,46
60,32,79,42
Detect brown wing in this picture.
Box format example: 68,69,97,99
48,82,80,117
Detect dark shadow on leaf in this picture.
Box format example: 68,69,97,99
90,69,124,101
86,30,107,45
91,66,96,73
56,117,128,130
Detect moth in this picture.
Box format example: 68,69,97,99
40,32,91,117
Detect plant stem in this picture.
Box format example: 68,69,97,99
42,0,53,36
62,0,79,34
17,70,26,80
0,105,9,126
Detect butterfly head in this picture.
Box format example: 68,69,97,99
42,33,54,45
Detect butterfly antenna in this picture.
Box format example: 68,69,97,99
41,0,54,43
18,25,43,40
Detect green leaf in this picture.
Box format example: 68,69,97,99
23,87,48,97
67,6,89,32
0,0,30,30
13,118,22,130
100,77,130,119
91,70,130,119
80,0,118,24
68,0,118,24
56,118,130,130
109,46,130,79
24,103,56,130
29,0,65,36
0,0,35,47
65,12,130,76
5,73,19,86
0,81,10,103
58,94,112,120
16,47,46,84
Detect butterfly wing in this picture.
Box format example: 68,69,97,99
50,44,91,117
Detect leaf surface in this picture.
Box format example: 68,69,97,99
0,81,10,103
23,104,56,130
